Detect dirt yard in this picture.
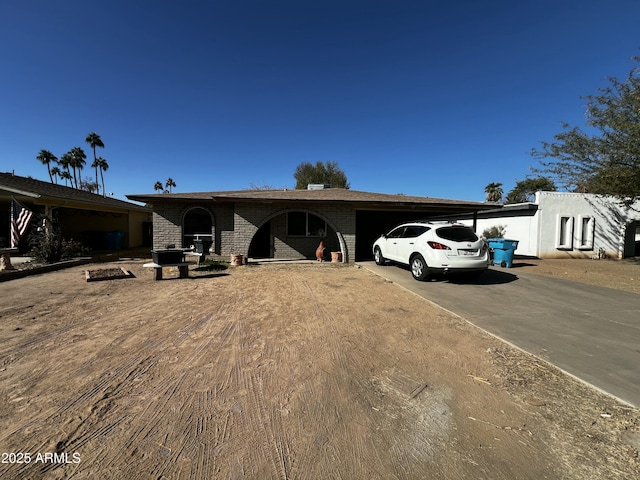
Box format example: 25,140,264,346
0,258,638,479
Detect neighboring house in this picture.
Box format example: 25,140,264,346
126,187,499,262
0,172,152,252
453,191,640,259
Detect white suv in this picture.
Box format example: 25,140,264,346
372,222,490,281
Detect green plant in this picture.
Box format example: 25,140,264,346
482,225,506,239
28,213,89,264
29,235,88,264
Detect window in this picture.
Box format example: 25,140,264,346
287,212,307,236
402,226,429,238
436,226,478,242
577,216,594,250
386,227,404,238
556,215,574,249
287,212,327,237
183,208,212,248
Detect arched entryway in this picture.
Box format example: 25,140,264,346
248,222,272,258
247,209,345,261
182,207,213,251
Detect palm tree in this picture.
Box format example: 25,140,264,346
484,182,504,203
95,157,109,196
50,166,61,184
154,181,164,192
165,178,176,193
36,149,58,183
86,133,104,192
69,147,87,188
60,170,72,187
58,152,73,186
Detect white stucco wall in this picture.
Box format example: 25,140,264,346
455,192,640,259
535,192,640,259
454,204,539,257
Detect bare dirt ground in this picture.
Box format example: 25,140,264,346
0,258,638,479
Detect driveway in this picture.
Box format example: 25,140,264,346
361,261,640,408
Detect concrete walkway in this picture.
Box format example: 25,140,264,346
360,261,640,408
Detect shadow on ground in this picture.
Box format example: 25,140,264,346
391,264,519,285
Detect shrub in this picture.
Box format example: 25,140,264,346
482,225,506,239
29,234,89,264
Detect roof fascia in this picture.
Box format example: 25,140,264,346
0,186,41,198
31,197,141,213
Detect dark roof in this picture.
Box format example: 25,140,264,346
127,188,499,212
0,172,149,212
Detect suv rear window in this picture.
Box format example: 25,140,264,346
436,226,478,242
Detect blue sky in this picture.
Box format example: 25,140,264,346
1,1,639,202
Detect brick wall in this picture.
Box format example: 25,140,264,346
234,202,355,262
151,200,357,262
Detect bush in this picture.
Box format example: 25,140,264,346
482,225,506,239
29,234,89,264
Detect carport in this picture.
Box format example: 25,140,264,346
354,200,494,262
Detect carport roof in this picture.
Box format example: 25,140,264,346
127,188,499,212
1,172,150,212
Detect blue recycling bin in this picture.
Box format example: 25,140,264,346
487,238,519,268
106,231,125,251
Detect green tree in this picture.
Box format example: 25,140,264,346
36,149,58,183
293,161,349,189
154,181,165,193
533,55,640,206
67,147,87,188
483,182,503,202
165,178,176,193
86,132,105,193
50,166,61,184
504,177,557,204
58,153,73,186
95,157,109,196
60,170,72,187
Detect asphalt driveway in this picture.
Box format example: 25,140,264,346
360,261,640,408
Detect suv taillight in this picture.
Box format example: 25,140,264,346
427,241,451,250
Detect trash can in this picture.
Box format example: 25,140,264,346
105,232,116,250
193,238,212,263
487,238,519,268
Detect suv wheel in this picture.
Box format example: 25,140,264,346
374,247,386,266
410,254,430,281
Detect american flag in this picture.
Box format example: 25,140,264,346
11,199,33,248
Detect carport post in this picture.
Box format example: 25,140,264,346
473,211,478,232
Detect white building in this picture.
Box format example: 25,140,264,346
456,192,640,259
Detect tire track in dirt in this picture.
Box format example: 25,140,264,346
104,301,243,479
92,309,224,478
0,299,224,480
288,273,377,478
289,271,456,479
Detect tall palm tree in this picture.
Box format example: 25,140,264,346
69,147,87,188
165,178,176,193
154,181,164,192
58,152,73,186
60,170,72,187
85,133,104,192
50,166,61,184
95,157,109,196
484,182,504,203
36,149,58,183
